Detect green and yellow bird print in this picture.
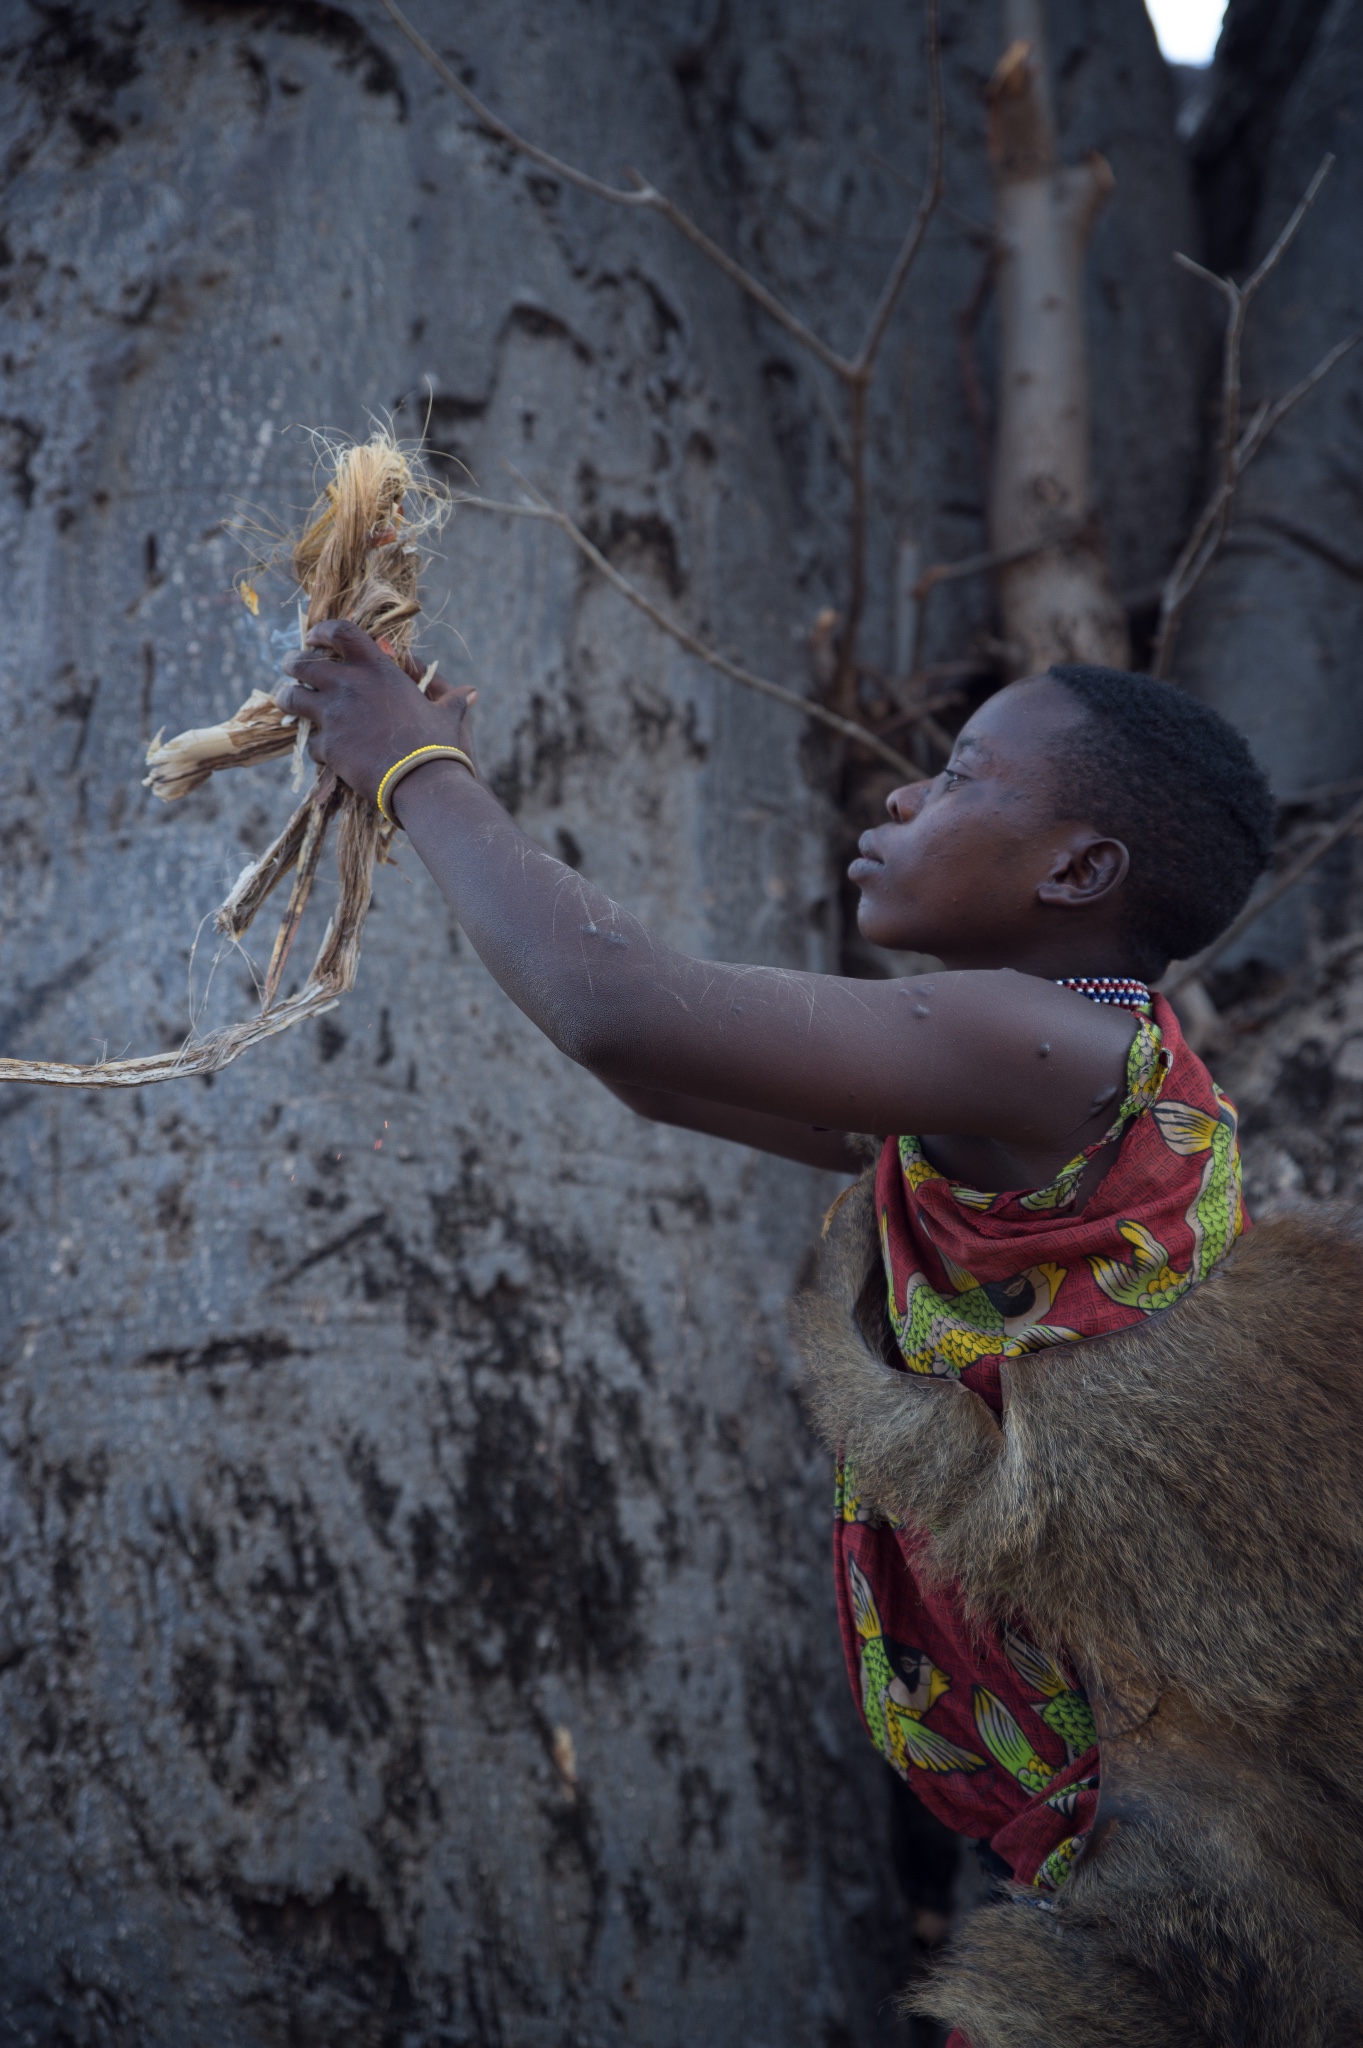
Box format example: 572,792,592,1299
1089,1086,1243,1312
847,1557,987,1779
879,1209,1081,1379
971,1686,1056,1796
1002,1629,1097,1759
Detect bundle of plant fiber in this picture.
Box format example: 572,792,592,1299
0,428,446,1089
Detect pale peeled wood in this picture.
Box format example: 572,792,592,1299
988,0,1131,675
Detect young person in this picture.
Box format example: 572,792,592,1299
277,628,1273,1917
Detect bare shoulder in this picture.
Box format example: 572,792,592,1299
828,966,1140,1146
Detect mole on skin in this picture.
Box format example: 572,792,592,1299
1039,1042,1051,1057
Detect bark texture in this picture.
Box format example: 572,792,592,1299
0,2,1207,2042
1179,0,1363,968
987,2,1130,675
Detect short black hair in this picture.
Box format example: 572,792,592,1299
1046,664,1275,978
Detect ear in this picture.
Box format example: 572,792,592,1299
1036,832,1129,909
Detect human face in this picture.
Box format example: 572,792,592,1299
848,677,1124,970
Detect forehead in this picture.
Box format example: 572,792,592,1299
952,678,1082,777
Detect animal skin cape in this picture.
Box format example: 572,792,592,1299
834,994,1245,1893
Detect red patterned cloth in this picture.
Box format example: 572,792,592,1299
833,995,1245,1893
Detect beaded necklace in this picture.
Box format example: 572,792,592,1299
1055,974,1152,1014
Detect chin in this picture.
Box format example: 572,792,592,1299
857,913,915,953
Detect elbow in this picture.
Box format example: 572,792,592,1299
601,1079,667,1122
546,1004,637,1084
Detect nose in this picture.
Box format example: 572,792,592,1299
886,781,927,824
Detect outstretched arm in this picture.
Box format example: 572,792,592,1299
277,624,1135,1160
602,1081,867,1173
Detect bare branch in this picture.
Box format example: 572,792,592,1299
1240,151,1334,304
454,490,925,780
1172,250,1234,299
1163,785,1363,996
904,521,1084,678
383,0,950,739
1153,155,1346,680
626,181,850,377
864,147,993,244
380,0,850,377
852,0,945,378
834,0,944,704
380,0,641,204
1238,326,1363,467
912,521,1086,601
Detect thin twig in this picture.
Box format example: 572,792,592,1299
1163,785,1363,996
380,0,946,726
1153,155,1341,679
1241,152,1336,302
906,521,1083,678
454,489,924,779
628,180,849,377
872,690,965,739
379,0,849,377
833,0,944,706
852,0,945,382
864,146,994,244
1238,326,1363,467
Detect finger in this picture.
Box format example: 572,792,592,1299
305,617,378,661
280,647,340,689
274,680,321,723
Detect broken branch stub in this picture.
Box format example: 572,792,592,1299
986,7,1129,675
0,429,447,1089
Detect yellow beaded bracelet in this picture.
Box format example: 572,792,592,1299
375,745,476,825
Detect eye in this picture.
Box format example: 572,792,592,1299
941,766,963,789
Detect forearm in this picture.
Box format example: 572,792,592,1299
390,762,1135,1146
272,625,1142,1150
604,1080,865,1173
393,759,683,1071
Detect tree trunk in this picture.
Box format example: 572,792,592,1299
1178,0,1363,974
0,1,1211,2040
986,0,1131,676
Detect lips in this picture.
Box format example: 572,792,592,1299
848,854,883,884
849,828,886,884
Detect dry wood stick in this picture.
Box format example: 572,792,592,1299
262,775,343,1009
833,0,944,706
217,794,313,942
905,522,1084,678
455,489,925,780
379,0,847,377
1152,155,1359,679
380,0,945,722
1163,786,1363,997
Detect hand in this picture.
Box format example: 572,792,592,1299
275,618,478,805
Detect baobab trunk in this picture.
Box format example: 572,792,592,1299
988,0,1132,676
0,1,1211,2041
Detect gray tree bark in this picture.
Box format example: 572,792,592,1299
0,2,1207,2042
1179,0,1363,971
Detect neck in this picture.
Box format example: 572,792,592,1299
940,943,1148,980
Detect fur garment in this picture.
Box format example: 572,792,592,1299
793,1172,1363,2048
